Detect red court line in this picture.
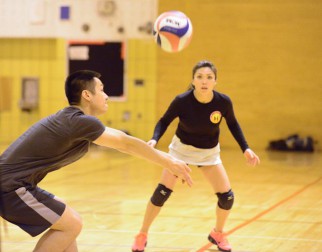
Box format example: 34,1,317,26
196,242,213,252
226,176,322,235
196,176,322,252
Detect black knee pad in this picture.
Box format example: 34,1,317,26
150,183,173,207
216,189,234,210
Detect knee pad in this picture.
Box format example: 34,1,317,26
216,189,234,210
150,183,173,207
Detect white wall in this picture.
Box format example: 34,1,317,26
0,0,157,40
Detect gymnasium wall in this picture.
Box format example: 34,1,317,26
0,0,321,152
156,0,322,151
103,39,158,140
0,0,157,40
0,38,157,144
0,39,67,143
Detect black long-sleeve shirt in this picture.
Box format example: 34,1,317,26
152,90,249,152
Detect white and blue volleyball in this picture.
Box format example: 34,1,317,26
153,11,193,53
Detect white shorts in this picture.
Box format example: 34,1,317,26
168,135,222,166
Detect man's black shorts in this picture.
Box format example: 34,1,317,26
0,187,66,237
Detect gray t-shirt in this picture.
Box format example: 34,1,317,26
0,107,105,192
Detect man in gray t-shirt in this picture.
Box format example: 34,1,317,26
0,70,193,251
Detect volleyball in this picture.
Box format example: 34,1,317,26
153,11,193,53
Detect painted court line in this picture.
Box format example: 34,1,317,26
196,176,322,252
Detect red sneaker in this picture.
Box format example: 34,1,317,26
132,233,147,252
208,229,232,252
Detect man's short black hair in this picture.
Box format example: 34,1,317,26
65,70,101,105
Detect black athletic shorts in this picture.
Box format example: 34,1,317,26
0,186,66,237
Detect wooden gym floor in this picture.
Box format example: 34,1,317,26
1,147,321,252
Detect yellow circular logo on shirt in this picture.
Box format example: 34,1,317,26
210,111,222,124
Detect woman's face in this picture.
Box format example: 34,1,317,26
192,67,216,94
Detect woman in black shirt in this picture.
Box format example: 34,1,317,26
132,60,260,252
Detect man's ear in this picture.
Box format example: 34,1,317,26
81,90,92,101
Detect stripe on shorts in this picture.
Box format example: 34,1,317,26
15,187,60,224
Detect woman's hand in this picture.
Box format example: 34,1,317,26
244,148,260,166
147,139,157,148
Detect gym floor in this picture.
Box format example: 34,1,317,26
1,147,321,252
